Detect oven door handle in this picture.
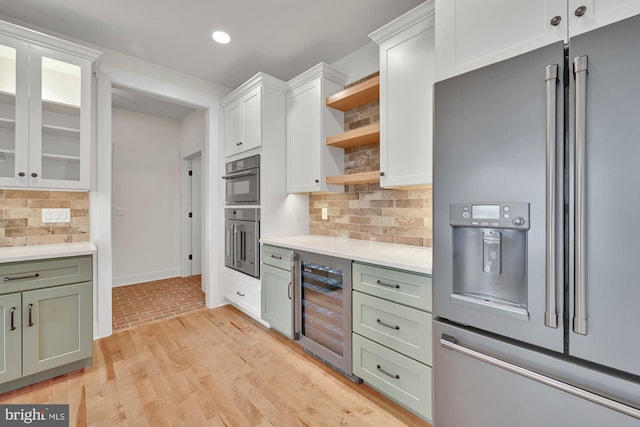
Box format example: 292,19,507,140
440,334,640,420
222,170,258,179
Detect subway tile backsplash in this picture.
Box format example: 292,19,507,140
309,73,433,248
0,190,89,247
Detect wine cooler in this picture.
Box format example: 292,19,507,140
293,250,359,381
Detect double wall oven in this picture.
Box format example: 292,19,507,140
223,155,260,278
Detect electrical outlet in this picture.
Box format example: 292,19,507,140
42,208,71,223
321,207,328,220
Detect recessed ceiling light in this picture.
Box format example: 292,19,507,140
212,31,230,44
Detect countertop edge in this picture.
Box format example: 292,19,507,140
261,235,432,275
0,242,97,263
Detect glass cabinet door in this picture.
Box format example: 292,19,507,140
0,35,28,187
28,45,91,189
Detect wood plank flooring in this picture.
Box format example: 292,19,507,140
0,305,432,427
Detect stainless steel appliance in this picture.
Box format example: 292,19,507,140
223,154,260,205
224,208,259,278
433,14,640,426
293,251,359,382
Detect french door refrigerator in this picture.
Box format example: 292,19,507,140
433,13,640,426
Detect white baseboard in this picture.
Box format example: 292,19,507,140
112,269,181,287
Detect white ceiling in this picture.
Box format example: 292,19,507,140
0,0,424,90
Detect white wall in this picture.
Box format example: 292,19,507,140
330,42,379,84
180,109,206,157
111,108,182,286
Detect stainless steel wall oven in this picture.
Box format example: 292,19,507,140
224,208,260,278
223,154,260,205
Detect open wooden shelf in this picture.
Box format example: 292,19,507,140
326,75,380,112
327,123,380,149
326,170,380,186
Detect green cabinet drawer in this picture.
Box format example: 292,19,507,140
0,256,92,295
352,333,432,422
353,291,432,365
352,262,432,312
262,245,294,270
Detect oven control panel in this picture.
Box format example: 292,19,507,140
450,202,529,229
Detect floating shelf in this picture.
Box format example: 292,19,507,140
326,75,380,112
326,170,380,186
42,124,80,137
327,123,380,149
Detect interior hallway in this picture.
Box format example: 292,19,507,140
112,275,205,331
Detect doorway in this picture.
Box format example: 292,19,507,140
110,85,206,329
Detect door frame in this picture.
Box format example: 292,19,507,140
181,151,202,278
93,66,226,339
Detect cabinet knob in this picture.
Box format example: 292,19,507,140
18,172,25,177
380,171,385,177
550,15,562,26
574,6,587,17
315,179,319,183
31,173,38,178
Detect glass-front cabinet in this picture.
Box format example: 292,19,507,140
0,26,97,190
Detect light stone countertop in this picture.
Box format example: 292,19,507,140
0,242,97,263
260,235,432,275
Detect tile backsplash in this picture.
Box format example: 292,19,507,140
309,73,433,247
0,190,89,247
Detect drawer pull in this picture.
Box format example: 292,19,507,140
9,307,16,331
4,273,40,282
376,280,400,289
376,364,400,380
236,291,245,297
270,254,283,260
27,303,33,327
376,318,400,330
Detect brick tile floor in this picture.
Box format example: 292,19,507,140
112,275,205,331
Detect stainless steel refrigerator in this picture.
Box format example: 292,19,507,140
433,13,640,426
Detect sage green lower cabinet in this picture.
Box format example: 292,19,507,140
352,333,432,419
352,262,432,422
0,293,22,384
0,255,93,392
22,282,93,376
261,245,294,338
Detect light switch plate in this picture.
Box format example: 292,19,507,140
321,207,328,220
42,208,71,223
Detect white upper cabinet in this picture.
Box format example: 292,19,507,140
370,1,435,187
221,74,287,159
435,0,566,81
286,63,346,193
568,0,640,36
436,0,640,81
0,21,99,190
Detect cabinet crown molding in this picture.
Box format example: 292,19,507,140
368,0,435,44
0,19,101,61
220,72,287,107
286,62,347,90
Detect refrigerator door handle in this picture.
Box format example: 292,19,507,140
573,55,589,335
545,63,559,329
440,334,640,420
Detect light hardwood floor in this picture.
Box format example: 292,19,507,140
0,305,432,426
